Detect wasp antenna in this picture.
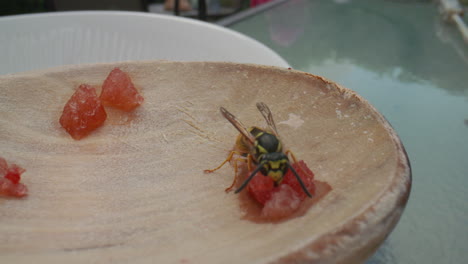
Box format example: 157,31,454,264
220,106,230,117
235,162,265,194
287,163,313,198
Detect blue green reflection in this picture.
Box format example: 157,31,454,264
230,0,468,263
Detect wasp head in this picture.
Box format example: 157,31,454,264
235,151,313,198
259,152,289,184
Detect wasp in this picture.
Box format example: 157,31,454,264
204,102,312,197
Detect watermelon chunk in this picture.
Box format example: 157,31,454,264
4,164,25,184
246,160,316,218
247,172,275,205
59,84,107,140
0,157,28,198
262,184,301,219
281,160,316,200
100,68,144,111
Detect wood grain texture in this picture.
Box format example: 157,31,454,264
0,61,411,264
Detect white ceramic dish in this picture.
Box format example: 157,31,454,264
0,11,288,75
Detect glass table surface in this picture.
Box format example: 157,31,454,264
228,0,468,263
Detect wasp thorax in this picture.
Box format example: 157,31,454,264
255,132,282,155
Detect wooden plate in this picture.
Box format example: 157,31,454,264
0,61,411,263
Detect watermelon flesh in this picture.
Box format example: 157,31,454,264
247,160,316,218
262,184,302,219
0,157,28,198
100,68,144,111
59,84,107,140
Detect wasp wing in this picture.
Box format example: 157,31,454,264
256,102,279,137
220,107,255,145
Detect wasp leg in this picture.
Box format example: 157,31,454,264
204,151,243,174
246,153,254,172
205,152,255,193
285,149,299,164
285,150,310,177
285,150,313,198
225,154,254,192
225,157,241,192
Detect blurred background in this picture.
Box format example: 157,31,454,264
0,0,251,20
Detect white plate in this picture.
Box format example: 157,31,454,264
0,11,288,75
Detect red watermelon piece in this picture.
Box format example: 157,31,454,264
59,84,107,140
262,184,301,219
0,157,28,198
247,160,316,218
100,68,144,111
281,160,316,200
247,171,275,205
